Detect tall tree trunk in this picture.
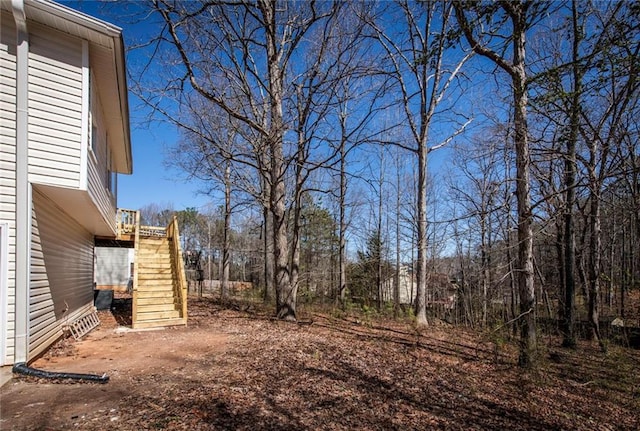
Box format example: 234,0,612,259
585,101,611,352
377,151,384,311
508,231,518,337
455,0,537,366
503,134,518,337
555,224,565,320
628,224,637,320
271,150,295,319
583,110,620,348
338,142,347,306
514,93,536,365
512,10,536,368
394,151,402,318
621,226,627,318
608,222,615,310
562,0,581,349
481,216,488,327
263,181,274,302
221,162,231,302
588,187,605,350
272,162,295,319
371,1,467,326
290,143,305,309
261,0,295,320
415,142,428,326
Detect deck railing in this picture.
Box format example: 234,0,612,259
117,208,138,239
139,225,167,237
116,208,173,240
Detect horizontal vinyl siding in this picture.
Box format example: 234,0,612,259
88,89,116,230
88,143,116,230
27,28,83,189
0,12,17,364
29,190,94,360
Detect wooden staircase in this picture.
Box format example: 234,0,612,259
115,210,188,329
130,216,188,329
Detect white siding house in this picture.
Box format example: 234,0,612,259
0,0,132,365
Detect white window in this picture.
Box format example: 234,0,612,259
91,123,98,155
107,148,117,197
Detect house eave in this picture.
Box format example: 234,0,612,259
34,184,117,238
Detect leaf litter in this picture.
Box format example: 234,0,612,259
1,297,638,430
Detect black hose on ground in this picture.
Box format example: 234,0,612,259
11,362,109,384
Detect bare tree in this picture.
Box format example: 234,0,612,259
450,133,504,327
286,1,379,313
138,1,346,320
578,3,640,349
139,202,176,227
393,146,403,317
366,0,472,326
527,0,640,349
454,0,552,366
167,103,261,301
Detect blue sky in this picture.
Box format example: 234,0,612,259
61,0,488,223
62,0,214,211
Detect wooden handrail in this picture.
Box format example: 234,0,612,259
132,210,141,327
167,216,188,323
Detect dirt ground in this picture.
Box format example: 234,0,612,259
1,297,639,431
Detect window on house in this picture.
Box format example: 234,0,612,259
109,169,117,196
91,124,98,155
107,148,117,197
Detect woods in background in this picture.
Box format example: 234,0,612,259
127,0,639,366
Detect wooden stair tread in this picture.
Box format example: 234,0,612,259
132,317,187,329
136,297,178,305
138,249,169,255
136,279,174,286
137,304,180,313
135,290,175,298
138,254,173,258
137,277,173,282
135,310,181,320
136,291,175,297
138,237,168,242
137,274,174,280
138,263,174,268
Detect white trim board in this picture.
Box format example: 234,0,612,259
0,223,8,365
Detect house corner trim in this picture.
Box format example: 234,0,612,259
12,0,30,364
